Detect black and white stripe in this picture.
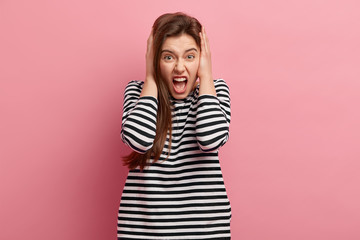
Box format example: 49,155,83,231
118,79,232,239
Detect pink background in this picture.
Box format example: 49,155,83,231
1,0,360,239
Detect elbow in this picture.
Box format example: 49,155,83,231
197,132,229,152
121,126,155,153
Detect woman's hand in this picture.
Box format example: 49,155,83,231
141,29,158,98
198,27,216,96
145,29,155,82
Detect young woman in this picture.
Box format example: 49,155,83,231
118,12,232,239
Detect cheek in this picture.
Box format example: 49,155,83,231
189,60,200,75
159,62,172,79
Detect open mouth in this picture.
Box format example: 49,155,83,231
172,77,188,94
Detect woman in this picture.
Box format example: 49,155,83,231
118,12,232,239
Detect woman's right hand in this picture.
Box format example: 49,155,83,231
140,29,158,98
145,29,155,82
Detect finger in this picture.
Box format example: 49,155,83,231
205,29,211,56
202,27,209,53
147,28,154,43
147,29,154,51
201,27,205,51
150,28,154,39
199,31,205,53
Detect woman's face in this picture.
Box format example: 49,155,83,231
159,34,200,99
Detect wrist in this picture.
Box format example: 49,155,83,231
199,77,216,96
198,74,213,82
145,75,156,83
141,78,158,98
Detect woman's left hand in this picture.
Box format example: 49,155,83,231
198,27,216,96
197,27,213,82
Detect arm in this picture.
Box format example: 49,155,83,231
195,79,231,152
121,81,158,153
121,29,158,153
195,28,230,151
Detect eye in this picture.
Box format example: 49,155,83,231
187,55,195,59
163,55,173,61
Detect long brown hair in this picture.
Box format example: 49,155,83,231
123,12,202,171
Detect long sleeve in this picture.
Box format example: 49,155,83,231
121,81,158,153
195,79,231,152
118,79,232,239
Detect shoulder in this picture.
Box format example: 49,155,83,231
125,80,144,90
213,78,229,87
193,79,229,100
214,78,230,94
124,80,144,97
194,79,229,92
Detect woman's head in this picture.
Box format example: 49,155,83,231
152,12,202,99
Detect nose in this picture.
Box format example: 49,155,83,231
174,59,185,74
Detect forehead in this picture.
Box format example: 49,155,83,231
161,34,199,52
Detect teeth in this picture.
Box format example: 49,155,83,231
173,77,187,82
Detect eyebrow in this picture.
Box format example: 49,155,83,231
161,48,198,54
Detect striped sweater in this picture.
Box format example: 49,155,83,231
118,79,232,239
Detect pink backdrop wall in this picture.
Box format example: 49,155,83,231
1,0,359,239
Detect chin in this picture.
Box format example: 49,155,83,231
171,91,189,100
